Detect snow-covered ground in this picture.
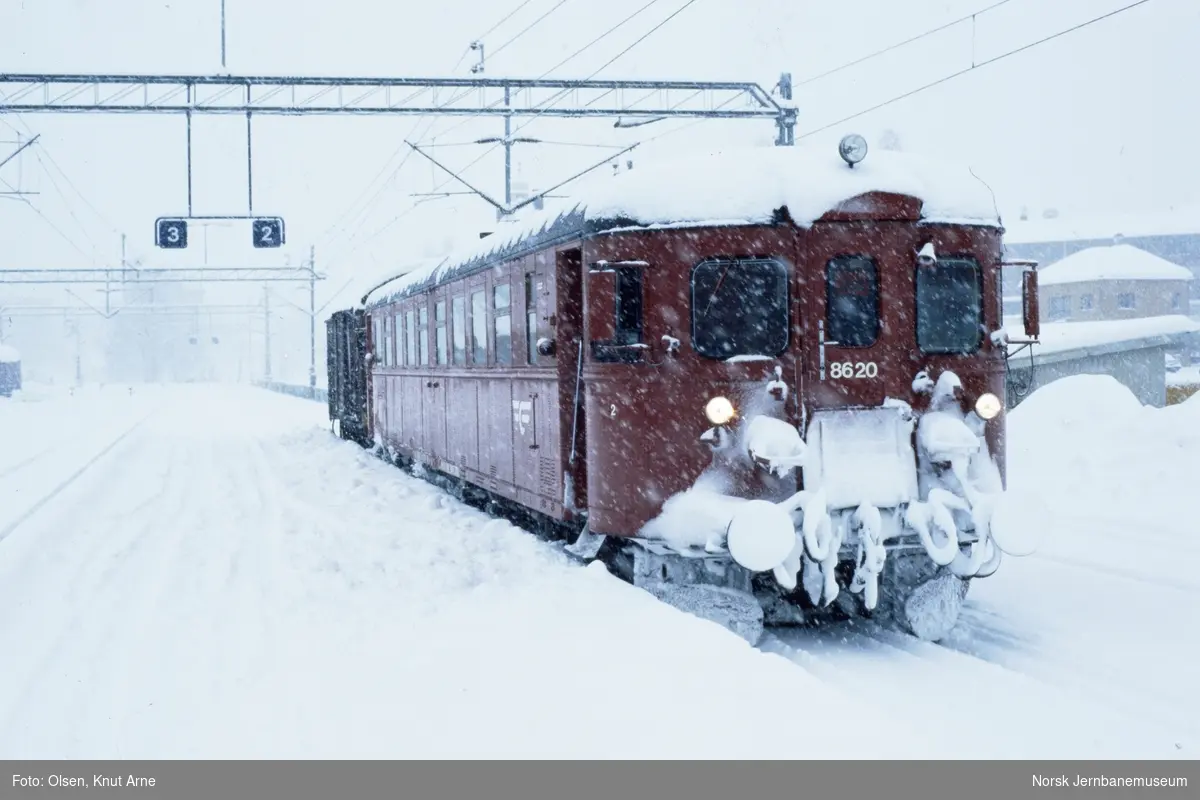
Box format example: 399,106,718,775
0,380,1196,758
772,374,1200,758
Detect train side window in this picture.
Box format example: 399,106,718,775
525,273,539,365
397,310,407,367
369,316,379,367
590,266,644,364
691,258,788,359
452,295,467,365
405,309,417,365
614,268,643,346
916,257,983,354
393,311,403,367
434,300,448,365
471,289,487,365
494,282,512,366
418,304,430,365
383,314,394,367
825,255,879,347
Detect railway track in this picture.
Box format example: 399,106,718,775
0,412,156,544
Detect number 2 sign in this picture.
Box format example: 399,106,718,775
252,218,284,248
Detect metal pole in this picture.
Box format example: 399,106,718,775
263,284,271,381
186,107,194,216
221,0,227,69
74,318,82,386
503,86,512,210
111,234,123,315
246,110,253,215
308,246,316,392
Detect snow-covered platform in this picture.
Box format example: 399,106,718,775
1004,314,1200,407
0,384,1195,758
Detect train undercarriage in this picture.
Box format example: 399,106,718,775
367,367,1017,647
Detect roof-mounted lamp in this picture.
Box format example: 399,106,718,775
838,133,868,168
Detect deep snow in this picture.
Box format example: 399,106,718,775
0,385,934,758
0,379,1196,758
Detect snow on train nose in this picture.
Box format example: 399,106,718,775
725,498,797,572
744,415,807,476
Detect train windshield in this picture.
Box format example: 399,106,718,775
915,257,983,353
691,258,788,358
826,255,880,347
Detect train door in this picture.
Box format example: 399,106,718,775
797,222,927,510
801,222,915,410
349,309,369,442
369,310,388,441
556,247,586,514
426,291,449,462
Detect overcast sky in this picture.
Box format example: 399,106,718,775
1,0,1195,301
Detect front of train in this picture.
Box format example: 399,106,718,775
635,136,1040,642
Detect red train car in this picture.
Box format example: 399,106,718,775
344,137,1040,644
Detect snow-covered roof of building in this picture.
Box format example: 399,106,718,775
363,144,1001,308
1037,244,1193,286
1003,204,1200,244
0,344,20,363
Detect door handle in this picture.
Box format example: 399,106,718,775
529,392,539,450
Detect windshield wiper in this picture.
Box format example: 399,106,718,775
699,261,732,320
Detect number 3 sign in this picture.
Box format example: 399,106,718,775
156,219,188,249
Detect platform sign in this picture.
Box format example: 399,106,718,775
252,217,284,248
156,218,188,249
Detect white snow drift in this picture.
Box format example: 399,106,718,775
0,379,1196,758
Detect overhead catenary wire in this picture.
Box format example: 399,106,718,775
794,0,1017,87
539,0,665,75
0,116,108,260
415,0,667,145
318,0,568,257
389,0,704,225
800,0,1156,138
32,142,123,235
31,149,99,252
474,0,540,42
1,115,121,239
639,0,1155,151
487,0,574,60
371,0,1157,258
326,0,698,270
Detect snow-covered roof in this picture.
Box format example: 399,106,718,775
337,255,449,313
1037,245,1193,286
1004,314,1200,358
364,144,1001,308
0,344,19,363
1003,204,1200,244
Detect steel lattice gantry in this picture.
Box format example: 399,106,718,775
0,267,319,284
0,73,797,142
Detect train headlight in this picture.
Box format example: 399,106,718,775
705,396,736,425
974,392,1002,420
